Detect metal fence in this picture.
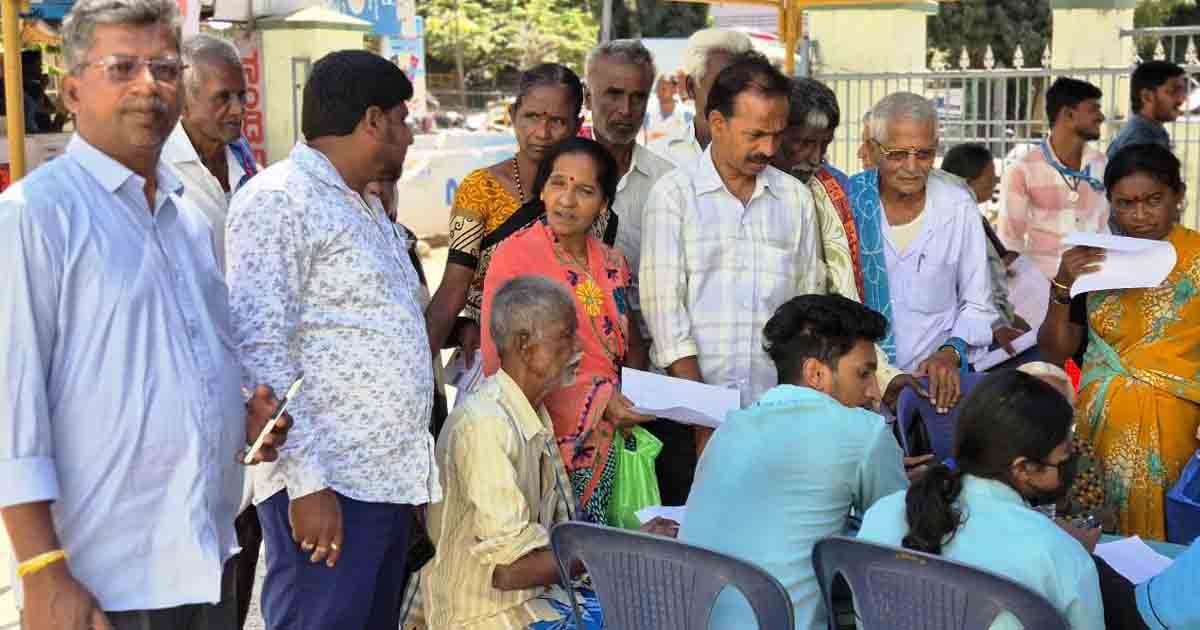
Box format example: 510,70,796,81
430,89,513,114
814,42,1200,228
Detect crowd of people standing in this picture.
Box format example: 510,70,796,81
2,0,1200,628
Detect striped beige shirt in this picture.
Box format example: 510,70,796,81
417,370,573,629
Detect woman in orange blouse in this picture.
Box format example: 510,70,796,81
426,64,616,368
481,138,652,524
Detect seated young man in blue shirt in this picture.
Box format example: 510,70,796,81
679,294,908,630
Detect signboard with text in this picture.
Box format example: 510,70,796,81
231,29,269,166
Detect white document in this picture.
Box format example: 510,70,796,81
1094,536,1175,584
636,505,687,526
1006,255,1050,330
620,368,741,429
974,330,1039,372
1061,233,1177,298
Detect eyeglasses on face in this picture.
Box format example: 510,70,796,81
74,55,186,83
873,139,936,163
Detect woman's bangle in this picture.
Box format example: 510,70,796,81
16,549,68,578
1050,279,1072,305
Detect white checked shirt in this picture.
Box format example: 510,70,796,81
640,146,824,406
647,119,703,167
226,143,440,506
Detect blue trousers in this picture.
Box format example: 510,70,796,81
258,489,413,630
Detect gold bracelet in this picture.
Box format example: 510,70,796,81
16,549,68,578
1050,279,1073,305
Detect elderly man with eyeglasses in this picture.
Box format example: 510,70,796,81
0,0,291,629
846,92,1000,415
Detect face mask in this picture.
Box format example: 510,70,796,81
1027,452,1079,507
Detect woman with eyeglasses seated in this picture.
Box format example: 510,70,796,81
857,370,1104,629
1038,143,1200,540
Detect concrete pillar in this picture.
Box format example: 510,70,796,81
1050,0,1136,70
807,4,934,75
257,6,371,163
808,3,936,174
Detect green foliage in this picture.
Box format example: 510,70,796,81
420,0,598,85
1134,0,1200,62
604,0,709,39
928,0,1051,68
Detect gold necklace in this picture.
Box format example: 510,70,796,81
511,156,525,203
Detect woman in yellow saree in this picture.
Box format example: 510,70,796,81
1040,143,1200,539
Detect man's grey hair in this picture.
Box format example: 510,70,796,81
868,91,938,145
586,39,656,83
489,276,576,358
682,28,752,85
788,77,840,131
62,0,181,71
182,33,243,98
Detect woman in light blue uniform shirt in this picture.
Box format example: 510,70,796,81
857,371,1104,628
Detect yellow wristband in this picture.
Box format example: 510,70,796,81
16,549,68,578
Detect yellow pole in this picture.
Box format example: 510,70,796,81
779,2,793,76
3,0,25,180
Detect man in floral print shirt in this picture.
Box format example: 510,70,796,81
225,50,438,630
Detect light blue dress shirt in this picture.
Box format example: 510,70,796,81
0,136,245,611
1137,538,1200,629
857,475,1104,629
885,173,999,371
679,385,907,630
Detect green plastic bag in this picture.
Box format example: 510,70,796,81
607,426,663,529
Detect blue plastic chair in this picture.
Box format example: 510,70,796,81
1167,449,1200,544
894,372,988,461
550,521,795,630
812,536,1069,630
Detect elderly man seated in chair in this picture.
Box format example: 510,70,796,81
413,276,676,630
847,92,1001,414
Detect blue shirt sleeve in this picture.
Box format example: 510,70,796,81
1137,540,1200,629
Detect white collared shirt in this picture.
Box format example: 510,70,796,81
161,121,252,270
0,135,245,611
612,143,675,315
647,118,703,167
226,143,440,506
640,146,824,406
884,173,999,371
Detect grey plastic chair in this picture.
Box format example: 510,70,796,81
550,521,794,629
812,536,1069,630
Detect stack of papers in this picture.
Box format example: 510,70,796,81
620,368,740,429
1094,536,1175,584
1061,233,1177,297
975,330,1038,371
